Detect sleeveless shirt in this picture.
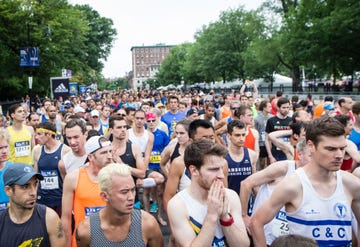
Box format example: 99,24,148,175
0,204,50,246
63,151,88,173
170,142,181,163
244,127,255,151
8,125,32,164
120,141,137,168
73,167,106,246
252,160,296,245
287,168,352,247
226,148,252,193
128,128,149,154
0,162,12,211
37,144,64,207
178,189,226,247
178,168,191,192
89,209,145,247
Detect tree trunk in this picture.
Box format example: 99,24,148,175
291,66,301,92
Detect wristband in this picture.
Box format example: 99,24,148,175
219,214,234,227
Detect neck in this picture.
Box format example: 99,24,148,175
12,121,23,129
102,207,132,226
189,182,208,203
9,204,34,224
229,144,244,155
45,139,59,151
133,126,144,134
112,137,126,147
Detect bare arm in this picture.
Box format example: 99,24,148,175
252,128,260,159
61,170,78,247
46,207,66,247
250,174,300,246
240,161,289,227
160,141,175,176
58,159,66,181
163,157,184,213
33,145,41,172
143,131,154,168
75,218,90,247
345,139,360,169
269,130,294,160
142,211,164,247
265,133,276,164
131,144,146,179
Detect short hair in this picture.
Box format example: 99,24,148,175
8,103,22,117
109,115,125,129
98,163,132,192
276,97,290,108
306,115,345,146
234,105,251,119
0,129,10,143
168,95,179,103
296,137,307,153
87,130,100,140
276,91,283,97
65,119,87,134
270,234,317,247
184,139,227,170
27,112,39,122
188,119,214,139
125,107,135,115
258,100,269,111
150,107,162,118
205,103,215,110
227,120,246,135
334,114,351,127
324,96,333,102
337,97,346,107
290,121,306,136
134,109,146,117
352,101,360,115
37,122,57,138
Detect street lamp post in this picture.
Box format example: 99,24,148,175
25,23,50,110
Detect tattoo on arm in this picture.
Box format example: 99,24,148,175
57,222,64,239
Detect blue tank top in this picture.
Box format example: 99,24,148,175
149,129,169,170
349,128,360,151
0,162,12,211
226,148,252,193
0,204,50,246
37,144,64,207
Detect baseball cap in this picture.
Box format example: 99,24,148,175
74,106,85,114
90,110,100,117
3,163,44,186
323,102,335,111
187,108,198,117
156,102,165,108
85,136,111,155
146,112,156,120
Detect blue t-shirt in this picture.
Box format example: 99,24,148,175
149,129,170,170
0,162,12,211
160,111,186,137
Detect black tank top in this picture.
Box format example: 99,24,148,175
120,141,136,168
0,204,50,246
90,209,145,246
170,142,181,163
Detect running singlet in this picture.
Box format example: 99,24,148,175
0,162,12,211
8,125,32,164
73,167,105,247
89,209,146,247
178,189,226,247
37,144,64,207
0,204,50,246
226,148,252,193
287,168,352,247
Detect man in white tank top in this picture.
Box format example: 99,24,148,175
250,116,360,246
240,138,310,245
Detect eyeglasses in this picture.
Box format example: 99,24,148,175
230,107,240,110
147,120,156,123
117,114,126,117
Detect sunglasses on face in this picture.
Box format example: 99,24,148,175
147,120,156,123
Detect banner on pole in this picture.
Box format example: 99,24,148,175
50,77,69,100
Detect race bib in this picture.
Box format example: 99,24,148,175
40,170,59,190
150,155,161,163
85,206,105,217
272,210,289,237
14,141,30,157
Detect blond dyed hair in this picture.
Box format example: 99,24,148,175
98,163,131,192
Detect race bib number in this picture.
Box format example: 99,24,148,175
40,170,59,190
150,155,161,163
14,141,30,157
272,210,289,237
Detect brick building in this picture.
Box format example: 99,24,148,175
130,44,173,89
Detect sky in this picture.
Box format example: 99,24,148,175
69,0,265,79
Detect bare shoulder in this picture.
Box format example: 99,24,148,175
342,170,360,194
26,125,34,134
63,168,80,189
45,206,66,244
141,210,158,229
140,210,163,246
76,217,91,246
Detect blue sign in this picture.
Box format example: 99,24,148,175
20,47,40,67
79,85,87,94
69,82,78,95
